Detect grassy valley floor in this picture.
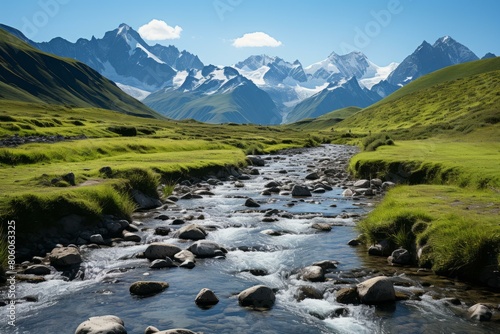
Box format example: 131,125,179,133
0,100,342,263
349,135,500,285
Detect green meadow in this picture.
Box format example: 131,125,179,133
339,57,500,282
0,101,340,248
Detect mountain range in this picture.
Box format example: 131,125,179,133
0,23,496,124
0,27,159,118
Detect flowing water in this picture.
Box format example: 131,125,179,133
1,145,499,333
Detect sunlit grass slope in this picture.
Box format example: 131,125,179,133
336,57,500,139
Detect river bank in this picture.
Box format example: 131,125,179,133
1,144,499,333
349,139,500,289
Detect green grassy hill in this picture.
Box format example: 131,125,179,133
335,57,500,139
287,106,361,130
144,83,281,125
342,57,500,284
0,28,160,119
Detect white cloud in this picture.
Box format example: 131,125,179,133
232,32,282,48
138,19,182,40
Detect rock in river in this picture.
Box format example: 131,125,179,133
388,248,411,265
144,243,182,260
75,315,126,334
175,224,207,240
188,240,226,258
150,258,176,269
24,264,51,275
336,287,360,305
298,265,325,282
129,281,169,296
195,288,219,307
468,303,492,321
356,276,395,305
238,285,276,309
311,223,332,232
247,155,265,166
291,185,312,197
244,198,260,208
49,247,82,267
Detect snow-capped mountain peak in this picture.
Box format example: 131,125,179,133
116,23,132,36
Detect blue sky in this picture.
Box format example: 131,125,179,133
1,0,499,67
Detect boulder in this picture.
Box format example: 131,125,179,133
104,221,124,236
382,181,396,190
171,219,185,225
129,281,169,296
154,227,171,236
63,172,76,186
132,189,162,210
179,260,196,269
75,315,126,334
311,260,338,271
238,285,276,309
49,247,82,267
144,243,182,260
298,266,325,282
468,303,492,321
295,286,323,301
249,169,260,175
264,181,280,188
175,224,207,240
195,288,219,307
368,239,392,256
188,240,226,258
353,179,370,188
174,250,196,263
311,223,332,232
291,185,312,197
371,178,383,187
145,326,160,334
341,189,353,197
305,172,320,180
247,156,265,166
24,265,51,275
123,232,141,242
244,198,260,208
150,258,176,269
336,287,360,305
180,193,194,200
356,276,395,305
347,239,361,246
388,248,411,265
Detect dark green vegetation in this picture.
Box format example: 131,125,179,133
335,57,500,285
0,28,159,118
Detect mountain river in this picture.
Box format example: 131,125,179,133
1,144,499,333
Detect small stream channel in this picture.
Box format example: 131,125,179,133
1,144,499,333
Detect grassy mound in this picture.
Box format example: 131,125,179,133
335,57,500,140
358,185,500,281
